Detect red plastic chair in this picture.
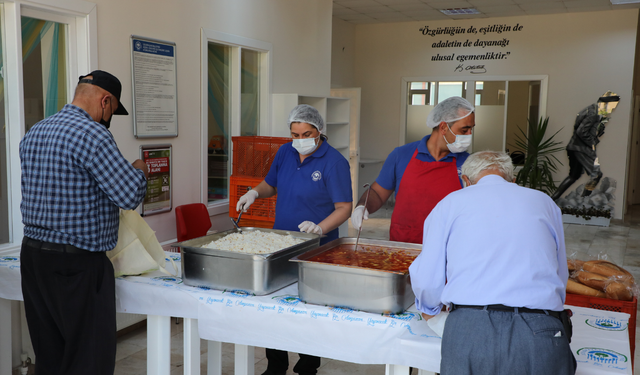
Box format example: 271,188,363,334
175,203,212,242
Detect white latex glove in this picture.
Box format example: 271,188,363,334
298,221,323,235
350,205,369,229
236,190,259,212
426,311,449,338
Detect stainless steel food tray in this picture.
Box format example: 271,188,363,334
175,228,321,295
290,238,421,314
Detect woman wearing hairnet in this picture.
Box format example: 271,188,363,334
350,96,475,244
236,104,352,375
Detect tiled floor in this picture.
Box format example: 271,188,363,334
109,205,640,375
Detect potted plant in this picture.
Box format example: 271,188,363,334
513,117,564,195
560,206,611,226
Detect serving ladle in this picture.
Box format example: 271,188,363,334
230,208,244,232
354,183,371,251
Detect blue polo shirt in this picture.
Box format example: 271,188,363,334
376,134,468,195
265,140,352,244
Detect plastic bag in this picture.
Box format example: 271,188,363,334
106,210,175,277
566,256,637,301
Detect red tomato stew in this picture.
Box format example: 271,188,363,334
308,245,418,272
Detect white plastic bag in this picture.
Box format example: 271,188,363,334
107,210,175,277
426,311,449,338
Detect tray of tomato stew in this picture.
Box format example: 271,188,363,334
290,238,421,314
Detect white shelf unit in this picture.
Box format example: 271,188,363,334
272,94,324,136
330,88,362,206
272,94,351,160
326,97,351,159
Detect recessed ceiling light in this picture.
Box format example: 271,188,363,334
439,8,481,15
610,0,640,3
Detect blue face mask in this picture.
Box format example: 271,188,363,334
292,136,319,155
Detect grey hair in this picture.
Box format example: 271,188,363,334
461,151,514,184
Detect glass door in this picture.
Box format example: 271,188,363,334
0,6,9,244
405,79,542,158
207,42,231,203
241,49,260,137
406,81,468,144
471,81,506,152
21,15,68,132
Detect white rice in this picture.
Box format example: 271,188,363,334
202,230,305,254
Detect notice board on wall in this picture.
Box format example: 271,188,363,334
140,144,172,216
131,35,178,138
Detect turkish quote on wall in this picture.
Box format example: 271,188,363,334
419,23,524,74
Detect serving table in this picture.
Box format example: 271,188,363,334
0,252,633,375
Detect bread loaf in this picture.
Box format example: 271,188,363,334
576,271,608,292
568,259,585,272
605,281,633,301
583,260,634,283
567,279,606,298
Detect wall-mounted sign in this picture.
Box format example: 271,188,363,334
140,144,172,216
419,23,524,74
131,35,178,138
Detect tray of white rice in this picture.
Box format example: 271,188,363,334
175,228,321,295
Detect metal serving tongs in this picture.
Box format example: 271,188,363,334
354,183,371,251
230,207,244,232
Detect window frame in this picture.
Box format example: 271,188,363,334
399,75,548,150
200,28,272,215
0,0,96,253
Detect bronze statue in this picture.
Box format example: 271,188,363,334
551,91,620,201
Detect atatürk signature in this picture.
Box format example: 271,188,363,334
454,64,486,74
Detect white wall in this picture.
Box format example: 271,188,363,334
341,10,638,219
90,0,333,241
6,0,334,367
331,17,356,88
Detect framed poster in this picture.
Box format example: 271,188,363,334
140,144,172,216
131,35,178,138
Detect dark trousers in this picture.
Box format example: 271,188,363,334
551,150,602,200
441,308,576,375
20,238,117,375
266,348,321,374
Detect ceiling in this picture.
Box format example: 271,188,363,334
332,0,640,24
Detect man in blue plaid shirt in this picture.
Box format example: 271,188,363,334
19,70,148,375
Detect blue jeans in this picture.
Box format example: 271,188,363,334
441,308,576,375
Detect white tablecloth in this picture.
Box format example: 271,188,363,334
0,252,633,374
570,305,633,374
113,252,443,371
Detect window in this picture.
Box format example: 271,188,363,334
202,29,271,210
206,42,231,203
437,81,466,102
241,49,260,136
406,81,468,144
0,2,93,251
0,6,8,245
403,77,548,153
408,81,434,105
22,16,68,131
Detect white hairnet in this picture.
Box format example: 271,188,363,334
426,97,475,129
288,104,325,134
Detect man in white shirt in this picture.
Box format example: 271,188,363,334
409,150,576,375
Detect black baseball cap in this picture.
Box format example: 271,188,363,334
78,70,128,115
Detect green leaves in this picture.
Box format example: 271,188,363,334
513,117,564,195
